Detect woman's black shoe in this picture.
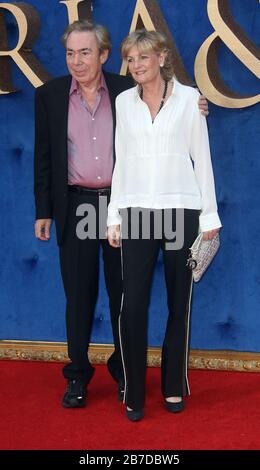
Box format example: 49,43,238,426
165,399,184,413
125,408,144,422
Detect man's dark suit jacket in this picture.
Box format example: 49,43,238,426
34,71,133,245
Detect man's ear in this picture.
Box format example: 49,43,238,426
100,49,109,65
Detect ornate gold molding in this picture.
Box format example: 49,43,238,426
0,340,260,372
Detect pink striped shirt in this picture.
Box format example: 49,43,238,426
67,74,113,188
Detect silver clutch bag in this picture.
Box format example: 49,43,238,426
187,233,220,282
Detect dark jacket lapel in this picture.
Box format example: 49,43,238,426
55,75,72,167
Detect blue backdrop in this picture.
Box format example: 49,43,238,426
0,0,259,351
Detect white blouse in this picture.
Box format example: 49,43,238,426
107,79,222,232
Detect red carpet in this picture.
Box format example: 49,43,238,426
0,361,259,450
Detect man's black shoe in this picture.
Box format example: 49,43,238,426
118,380,125,402
62,378,86,408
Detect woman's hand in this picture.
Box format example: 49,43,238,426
198,94,209,116
202,228,220,241
107,225,121,248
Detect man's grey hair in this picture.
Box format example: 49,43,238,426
62,20,112,53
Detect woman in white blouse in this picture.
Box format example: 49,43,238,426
107,30,221,422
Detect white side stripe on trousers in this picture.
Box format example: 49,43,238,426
184,276,194,395
118,242,127,404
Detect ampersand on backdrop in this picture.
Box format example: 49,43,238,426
195,0,260,108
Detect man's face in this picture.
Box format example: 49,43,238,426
66,31,108,86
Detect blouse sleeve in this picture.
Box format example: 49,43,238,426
189,92,222,232
107,99,125,227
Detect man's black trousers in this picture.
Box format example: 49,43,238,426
59,191,123,385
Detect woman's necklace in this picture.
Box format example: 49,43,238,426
139,79,168,123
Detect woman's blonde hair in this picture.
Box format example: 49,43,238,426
121,29,174,82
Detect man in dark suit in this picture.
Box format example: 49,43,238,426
34,20,208,408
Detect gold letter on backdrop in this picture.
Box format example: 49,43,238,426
0,5,15,94
60,0,92,24
120,0,193,86
195,0,260,108
0,2,51,94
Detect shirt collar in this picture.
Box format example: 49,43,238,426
69,72,108,96
69,77,78,95
171,76,179,96
99,72,108,93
